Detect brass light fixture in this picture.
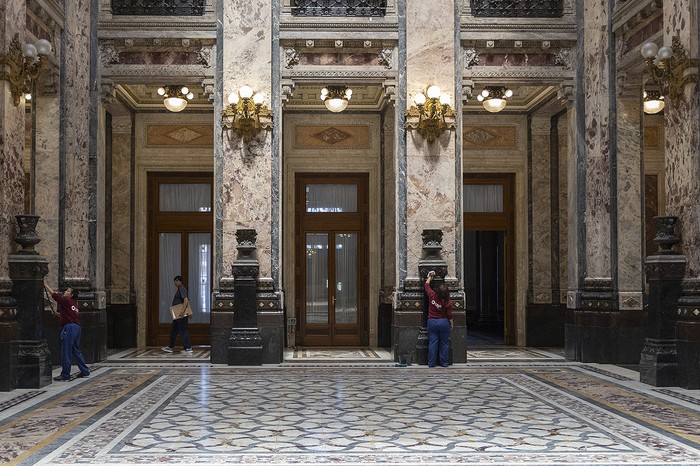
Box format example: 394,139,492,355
476,86,513,113
404,85,456,143
221,85,273,143
0,33,52,106
157,85,194,112
640,37,698,105
320,86,352,112
643,90,665,115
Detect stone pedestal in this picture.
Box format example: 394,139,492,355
228,229,263,366
676,280,700,389
0,295,20,391
639,217,684,387
9,215,52,388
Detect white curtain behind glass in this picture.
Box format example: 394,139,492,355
335,234,357,324
160,184,211,212
306,233,329,324
306,184,357,212
159,233,181,324
188,233,211,324
463,184,503,212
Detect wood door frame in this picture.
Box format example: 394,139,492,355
295,173,369,346
147,172,213,346
463,173,516,345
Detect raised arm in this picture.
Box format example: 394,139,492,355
44,280,55,295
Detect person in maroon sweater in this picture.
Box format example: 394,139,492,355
44,281,90,381
425,270,453,367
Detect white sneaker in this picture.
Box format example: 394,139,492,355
184,348,193,354
161,346,173,353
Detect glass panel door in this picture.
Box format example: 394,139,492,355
335,233,357,324
295,173,368,346
306,233,329,324
157,233,211,325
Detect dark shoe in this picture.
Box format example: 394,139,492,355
53,376,69,382
76,373,89,378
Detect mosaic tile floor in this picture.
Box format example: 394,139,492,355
1,350,699,465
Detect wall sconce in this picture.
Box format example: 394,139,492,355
157,85,194,112
320,86,352,112
643,90,665,115
221,85,273,143
0,33,52,106
404,85,456,143
640,37,698,104
476,86,513,113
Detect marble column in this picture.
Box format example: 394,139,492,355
565,0,645,364
662,0,700,388
615,91,645,314
393,0,465,364
530,117,553,306
56,0,106,363
216,0,282,363
0,0,27,292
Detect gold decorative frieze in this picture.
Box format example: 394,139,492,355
146,124,214,147
463,125,517,149
294,125,370,149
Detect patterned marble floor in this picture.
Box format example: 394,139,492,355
1,351,699,465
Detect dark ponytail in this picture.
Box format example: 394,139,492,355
436,283,450,302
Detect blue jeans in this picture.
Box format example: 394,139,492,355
60,323,90,379
169,317,191,350
427,318,450,367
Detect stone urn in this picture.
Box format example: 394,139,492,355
653,216,680,255
14,215,41,254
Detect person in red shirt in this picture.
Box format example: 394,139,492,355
425,270,453,367
44,281,90,381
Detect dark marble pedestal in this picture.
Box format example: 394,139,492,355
639,338,679,387
228,329,263,365
0,340,19,391
17,340,53,388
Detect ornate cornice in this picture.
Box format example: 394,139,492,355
280,21,398,30
286,70,394,79
99,21,217,30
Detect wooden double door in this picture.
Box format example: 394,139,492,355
147,172,213,346
295,173,369,346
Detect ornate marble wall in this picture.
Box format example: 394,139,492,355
0,0,28,289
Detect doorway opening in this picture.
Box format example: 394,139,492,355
463,174,516,346
295,173,369,346
147,172,213,346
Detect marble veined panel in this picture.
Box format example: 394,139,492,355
582,0,611,279
663,2,700,276
61,0,92,281
221,135,273,279
222,0,272,93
